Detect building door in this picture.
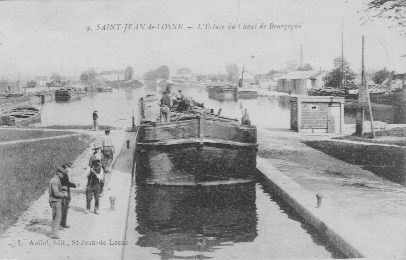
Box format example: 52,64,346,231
327,103,341,133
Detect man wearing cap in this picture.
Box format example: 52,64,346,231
60,163,80,229
159,90,172,123
92,110,98,131
49,167,69,239
85,142,104,214
101,129,114,174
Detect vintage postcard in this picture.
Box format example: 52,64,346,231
0,0,405,259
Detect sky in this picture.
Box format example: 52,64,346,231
0,0,405,80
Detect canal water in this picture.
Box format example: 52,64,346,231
123,181,343,259
38,86,344,258
37,86,291,129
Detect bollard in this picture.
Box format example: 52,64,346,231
126,140,130,149
210,109,214,114
109,196,116,210
218,108,222,115
316,193,323,208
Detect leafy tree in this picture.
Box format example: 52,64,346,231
323,57,356,88
80,68,97,82
266,69,280,77
196,75,205,81
225,63,239,83
50,73,61,82
124,66,134,81
143,65,170,80
372,67,393,84
360,0,406,36
297,63,313,71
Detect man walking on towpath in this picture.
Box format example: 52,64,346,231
60,163,80,229
49,167,69,239
93,110,98,131
101,129,114,174
85,142,104,214
159,90,172,123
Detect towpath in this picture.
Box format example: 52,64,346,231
0,129,132,259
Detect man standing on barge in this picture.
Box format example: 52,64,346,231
159,90,172,123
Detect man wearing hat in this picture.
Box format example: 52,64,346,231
165,83,173,93
159,90,172,123
101,129,114,174
85,142,104,214
60,163,80,229
49,167,69,239
92,110,98,131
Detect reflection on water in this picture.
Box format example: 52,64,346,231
135,182,257,259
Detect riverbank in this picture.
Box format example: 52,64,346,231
0,128,128,259
256,127,406,258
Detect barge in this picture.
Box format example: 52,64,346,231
207,85,238,100
0,106,41,126
134,94,258,185
55,88,85,102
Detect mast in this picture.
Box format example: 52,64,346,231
240,65,245,88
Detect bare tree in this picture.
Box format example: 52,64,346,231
359,0,406,36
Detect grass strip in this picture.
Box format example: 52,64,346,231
0,133,94,234
0,129,74,142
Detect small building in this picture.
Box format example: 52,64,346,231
290,96,345,133
278,70,326,94
239,70,256,88
255,74,278,90
100,70,125,81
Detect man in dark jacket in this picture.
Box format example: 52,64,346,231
49,167,69,239
93,110,98,131
60,163,80,229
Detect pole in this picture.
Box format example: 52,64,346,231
362,35,375,139
341,23,344,89
239,65,245,88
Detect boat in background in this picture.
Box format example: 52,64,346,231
0,106,41,126
134,94,258,185
237,88,258,99
207,84,238,99
55,88,85,102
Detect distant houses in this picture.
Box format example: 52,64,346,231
99,70,125,81
254,74,278,90
278,70,326,94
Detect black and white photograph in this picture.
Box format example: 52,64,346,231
0,0,405,259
